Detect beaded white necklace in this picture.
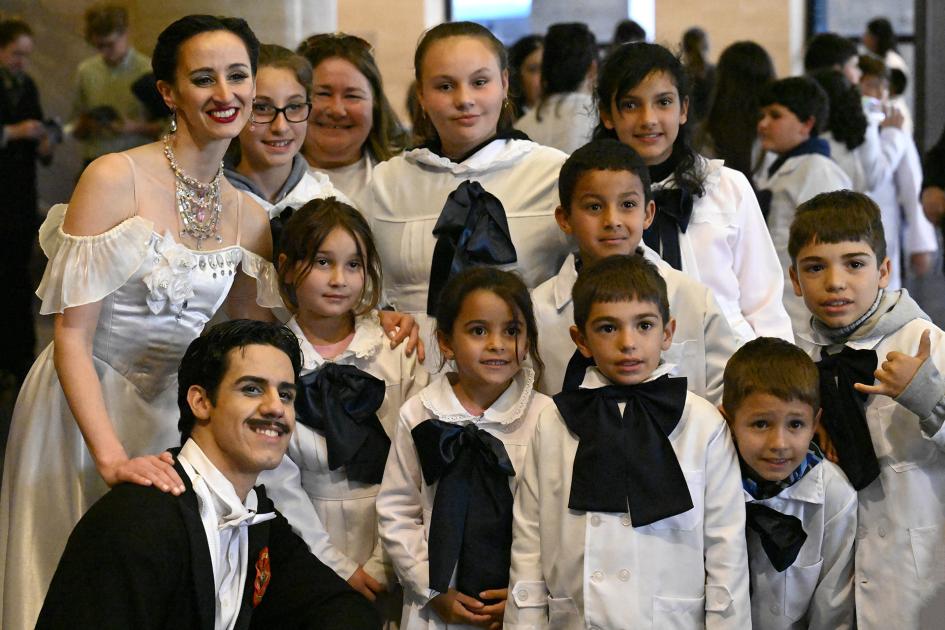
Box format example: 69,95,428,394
163,134,224,249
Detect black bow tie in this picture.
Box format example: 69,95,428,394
561,348,595,392
295,363,390,484
746,502,808,572
553,376,693,525
426,180,518,316
816,347,879,490
412,419,516,598
642,188,694,270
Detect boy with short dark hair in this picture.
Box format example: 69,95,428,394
755,76,851,334
803,32,861,84
532,138,739,402
788,190,945,629
722,337,856,629
507,254,750,629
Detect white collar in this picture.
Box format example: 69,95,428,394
287,312,384,371
178,439,271,525
551,246,668,311
742,459,827,506
578,363,676,389
267,170,340,219
404,138,538,175
419,367,536,427
651,154,723,196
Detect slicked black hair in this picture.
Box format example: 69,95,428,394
153,15,259,83
759,76,829,136
177,320,302,442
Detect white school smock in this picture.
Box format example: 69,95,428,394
376,368,553,630
746,460,857,630
367,138,571,358
796,290,945,630
754,153,851,335
530,247,739,403
241,169,352,220
258,312,429,584
309,152,376,212
868,130,938,290
825,123,909,195
655,156,792,345
515,92,597,154
505,365,750,630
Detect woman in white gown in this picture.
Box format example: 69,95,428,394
0,16,282,630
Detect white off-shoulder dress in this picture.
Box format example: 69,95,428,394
0,202,282,630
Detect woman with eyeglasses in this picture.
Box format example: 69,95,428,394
225,44,348,222
297,33,407,209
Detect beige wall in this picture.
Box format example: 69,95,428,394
337,0,444,125
653,0,805,78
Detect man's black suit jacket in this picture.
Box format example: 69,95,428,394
36,459,380,629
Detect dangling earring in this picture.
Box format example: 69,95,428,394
169,109,177,133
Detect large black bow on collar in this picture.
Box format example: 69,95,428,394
745,503,808,572
295,363,389,484
816,347,879,490
411,419,516,597
426,180,517,316
553,376,693,525
642,188,694,270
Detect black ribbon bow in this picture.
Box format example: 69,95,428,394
816,347,880,490
411,419,516,597
426,180,518,316
295,363,390,484
745,502,808,572
642,188,694,270
562,348,595,392
553,376,693,525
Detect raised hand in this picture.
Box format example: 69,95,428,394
854,329,932,399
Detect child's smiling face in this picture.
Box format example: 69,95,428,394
790,238,890,328
728,392,819,482
570,298,674,386
556,169,656,266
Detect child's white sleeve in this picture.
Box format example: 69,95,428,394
701,288,739,406
858,123,908,193
895,139,939,256
256,443,359,580
895,327,945,449
728,172,794,342
506,414,551,629
376,412,437,604
807,470,857,630
703,419,752,630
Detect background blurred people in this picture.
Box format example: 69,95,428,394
507,33,542,118
681,27,715,124
0,17,55,387
697,41,775,188
70,3,160,167
516,22,597,153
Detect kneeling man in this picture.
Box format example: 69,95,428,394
38,320,380,629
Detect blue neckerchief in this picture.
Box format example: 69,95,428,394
742,442,825,500
767,136,831,178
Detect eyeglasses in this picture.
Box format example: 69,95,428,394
251,101,312,124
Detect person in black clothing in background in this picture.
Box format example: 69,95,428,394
0,18,55,387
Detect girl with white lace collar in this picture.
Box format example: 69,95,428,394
594,41,792,345
367,22,571,365
256,197,427,623
377,268,553,629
